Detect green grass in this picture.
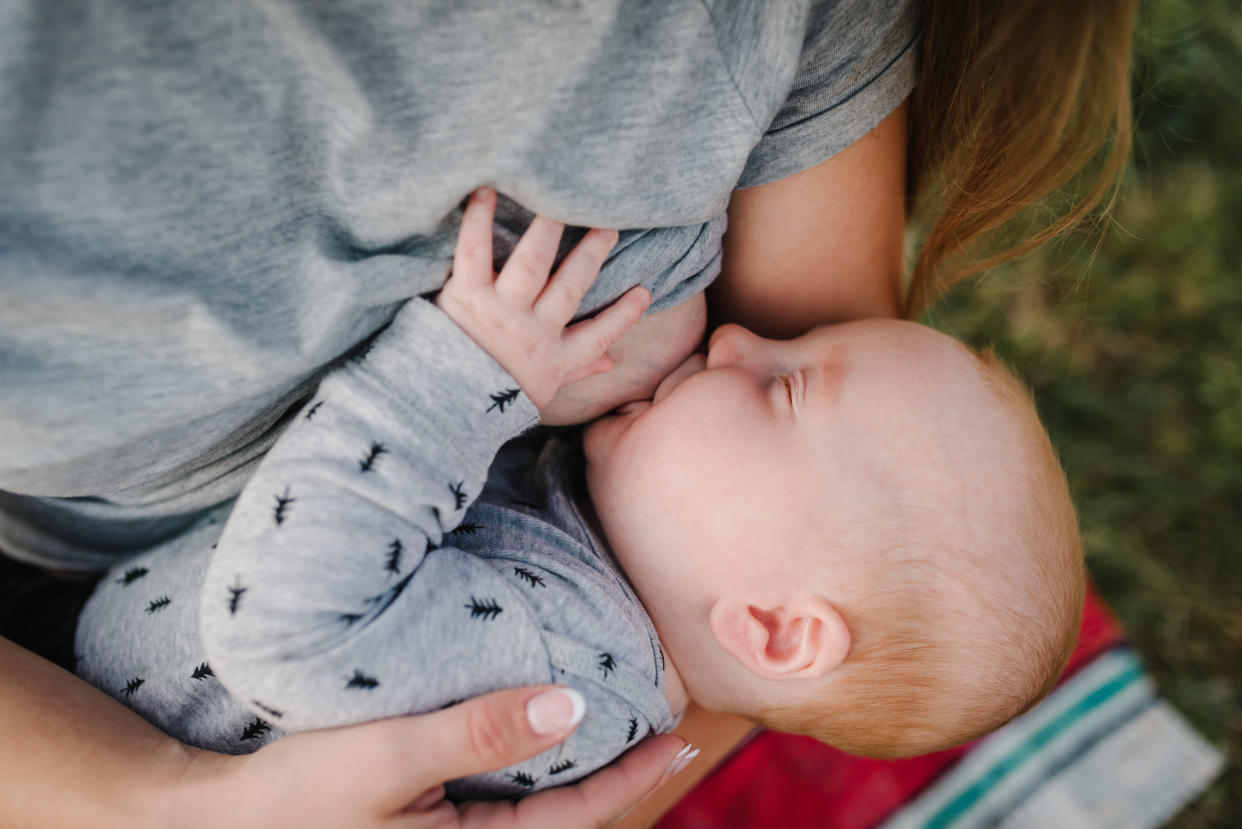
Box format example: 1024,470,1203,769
921,2,1241,824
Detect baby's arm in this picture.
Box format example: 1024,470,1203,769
198,189,646,731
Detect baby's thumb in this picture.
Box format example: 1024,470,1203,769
416,686,586,783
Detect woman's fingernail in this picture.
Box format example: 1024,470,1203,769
526,688,586,736
667,743,700,777
475,186,494,200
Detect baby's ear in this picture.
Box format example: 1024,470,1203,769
708,596,850,681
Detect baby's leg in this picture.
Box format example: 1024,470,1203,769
74,509,285,754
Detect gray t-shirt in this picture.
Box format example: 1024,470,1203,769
0,0,919,568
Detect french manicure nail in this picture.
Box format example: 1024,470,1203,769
526,688,586,736
670,747,700,777
666,743,699,777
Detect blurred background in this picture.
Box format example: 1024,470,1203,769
924,1,1240,824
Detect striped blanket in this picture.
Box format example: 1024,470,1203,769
657,590,1223,829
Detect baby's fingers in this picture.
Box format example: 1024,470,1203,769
560,285,650,376
535,228,620,325
496,215,566,306
452,188,498,290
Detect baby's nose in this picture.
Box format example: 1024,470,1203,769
706,323,760,369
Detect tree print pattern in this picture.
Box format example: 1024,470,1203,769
145,596,172,613
507,771,536,788
273,487,295,526
449,481,467,510
240,718,271,741
346,670,379,690
116,567,148,586
228,578,247,615
385,538,404,575
359,441,387,473
465,596,503,620
486,388,520,413
514,567,545,588
99,314,671,794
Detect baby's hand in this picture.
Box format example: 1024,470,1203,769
436,188,650,409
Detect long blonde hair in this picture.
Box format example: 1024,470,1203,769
906,0,1138,316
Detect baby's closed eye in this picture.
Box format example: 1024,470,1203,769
778,371,804,406
779,375,794,400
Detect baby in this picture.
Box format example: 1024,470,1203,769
75,189,1084,797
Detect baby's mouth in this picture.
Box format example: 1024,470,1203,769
603,351,706,418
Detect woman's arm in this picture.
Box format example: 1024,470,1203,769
0,634,195,826
1,635,686,827
709,101,909,337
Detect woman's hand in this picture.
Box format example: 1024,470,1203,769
178,685,690,829
436,187,650,410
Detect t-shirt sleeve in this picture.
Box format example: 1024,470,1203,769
736,0,921,189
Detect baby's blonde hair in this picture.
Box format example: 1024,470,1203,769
758,350,1084,757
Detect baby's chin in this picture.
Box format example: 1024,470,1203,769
582,400,650,468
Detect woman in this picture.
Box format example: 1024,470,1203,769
0,1,1134,824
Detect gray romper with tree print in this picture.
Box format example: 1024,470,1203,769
75,300,674,799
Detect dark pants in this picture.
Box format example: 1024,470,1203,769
0,553,98,671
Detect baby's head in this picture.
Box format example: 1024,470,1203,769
583,318,1083,757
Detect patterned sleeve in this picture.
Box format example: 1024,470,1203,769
198,298,540,730
735,0,921,188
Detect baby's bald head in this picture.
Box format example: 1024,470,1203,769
760,343,1084,756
